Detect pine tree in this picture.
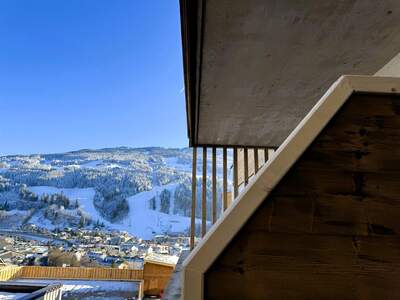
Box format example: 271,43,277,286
79,216,85,228
160,189,171,214
149,196,156,210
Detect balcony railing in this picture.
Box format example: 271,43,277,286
190,146,276,249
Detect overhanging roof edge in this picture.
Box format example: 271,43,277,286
181,75,400,300
179,0,203,147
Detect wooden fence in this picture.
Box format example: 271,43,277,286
19,266,143,281
143,261,174,296
0,265,23,281
0,264,172,298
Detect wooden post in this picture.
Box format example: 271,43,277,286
212,147,217,224
190,147,197,250
138,280,144,300
254,148,259,174
233,147,239,198
244,148,249,185
264,148,269,164
202,147,207,237
222,147,228,211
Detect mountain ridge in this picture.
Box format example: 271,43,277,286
0,146,229,239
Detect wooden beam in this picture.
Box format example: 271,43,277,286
202,147,207,237
233,147,239,198
222,147,228,211
212,147,217,224
190,147,197,250
254,148,259,174
244,148,249,185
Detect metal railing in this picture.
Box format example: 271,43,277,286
190,146,275,249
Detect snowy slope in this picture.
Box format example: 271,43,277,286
0,147,221,239
107,183,202,240
29,186,97,219
27,185,201,240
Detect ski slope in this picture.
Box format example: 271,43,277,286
109,183,199,240
28,185,200,240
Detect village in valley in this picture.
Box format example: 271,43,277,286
0,224,185,269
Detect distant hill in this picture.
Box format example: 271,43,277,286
0,147,231,239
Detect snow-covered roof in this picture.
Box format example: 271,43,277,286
144,253,179,267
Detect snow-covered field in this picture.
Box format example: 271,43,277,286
28,185,200,240
10,279,139,300
0,291,28,300
110,183,200,240
79,160,104,169
164,157,191,173
29,186,97,218
0,209,30,218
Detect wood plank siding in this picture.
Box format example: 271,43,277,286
204,93,400,299
143,262,174,296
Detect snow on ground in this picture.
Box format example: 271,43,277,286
27,186,99,231
164,157,191,173
11,279,138,299
108,183,203,240
0,291,29,299
0,230,51,244
28,213,56,230
0,209,31,229
0,209,30,218
28,185,201,240
79,160,104,169
11,279,138,292
77,160,125,170
102,163,124,169
29,186,98,217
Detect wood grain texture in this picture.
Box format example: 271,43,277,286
205,93,400,299
143,262,174,295
254,148,259,174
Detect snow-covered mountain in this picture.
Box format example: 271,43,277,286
0,147,231,239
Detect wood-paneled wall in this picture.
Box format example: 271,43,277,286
205,93,400,299
143,262,174,296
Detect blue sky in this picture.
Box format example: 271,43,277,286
0,1,186,155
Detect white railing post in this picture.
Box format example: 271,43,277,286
201,147,207,237
222,147,228,211
190,147,197,250
212,147,217,224
233,147,238,198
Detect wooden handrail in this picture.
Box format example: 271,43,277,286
189,145,274,249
